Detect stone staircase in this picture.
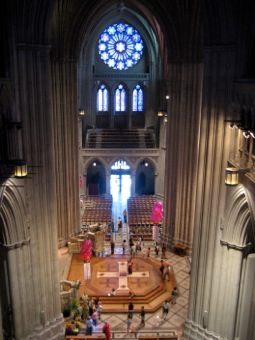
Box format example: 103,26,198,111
86,129,155,149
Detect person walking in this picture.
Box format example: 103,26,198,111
171,287,178,304
126,315,133,335
163,265,171,281
128,289,135,299
140,306,145,327
161,300,170,321
128,302,134,319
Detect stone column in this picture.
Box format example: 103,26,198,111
15,43,64,339
184,44,237,339
162,60,203,252
51,58,80,238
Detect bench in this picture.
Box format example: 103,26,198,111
174,243,187,256
66,336,105,340
138,335,178,340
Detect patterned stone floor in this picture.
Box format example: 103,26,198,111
59,241,189,339
59,187,189,338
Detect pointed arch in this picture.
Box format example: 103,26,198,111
97,83,109,112
221,186,254,249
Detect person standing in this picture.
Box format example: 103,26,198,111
160,259,165,276
171,287,178,304
161,300,170,321
162,244,166,259
147,247,151,258
123,209,127,223
110,219,114,233
86,316,93,335
155,242,159,256
122,240,126,255
128,259,133,274
118,217,122,232
96,300,103,321
102,321,111,340
91,309,98,326
110,240,115,255
140,306,145,327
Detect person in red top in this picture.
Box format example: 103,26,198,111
160,259,165,276
129,289,135,298
102,321,111,340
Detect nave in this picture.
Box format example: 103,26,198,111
59,188,190,339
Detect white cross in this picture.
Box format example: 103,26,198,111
97,261,149,292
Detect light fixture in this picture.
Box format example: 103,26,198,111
164,115,168,123
243,131,250,138
249,131,255,138
14,160,28,178
225,167,239,186
93,162,96,167
78,108,85,116
157,110,165,117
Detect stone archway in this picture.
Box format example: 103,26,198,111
215,186,254,339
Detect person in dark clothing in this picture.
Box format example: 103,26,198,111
110,240,115,255
160,259,165,276
140,306,145,327
128,302,134,319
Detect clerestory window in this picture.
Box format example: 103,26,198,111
132,84,143,112
97,84,109,112
115,84,126,113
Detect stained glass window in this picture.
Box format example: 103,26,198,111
132,85,143,111
98,23,144,70
115,84,126,112
97,84,109,111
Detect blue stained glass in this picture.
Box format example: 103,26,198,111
115,84,126,111
132,85,143,111
97,84,109,111
98,23,144,70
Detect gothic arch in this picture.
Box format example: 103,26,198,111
221,186,254,250
0,182,27,245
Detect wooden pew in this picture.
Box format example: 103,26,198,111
138,335,178,340
66,335,105,340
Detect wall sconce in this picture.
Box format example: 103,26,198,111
225,167,239,186
78,108,85,116
14,160,28,178
157,109,165,117
164,115,168,123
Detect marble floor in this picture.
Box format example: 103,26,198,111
59,181,189,338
